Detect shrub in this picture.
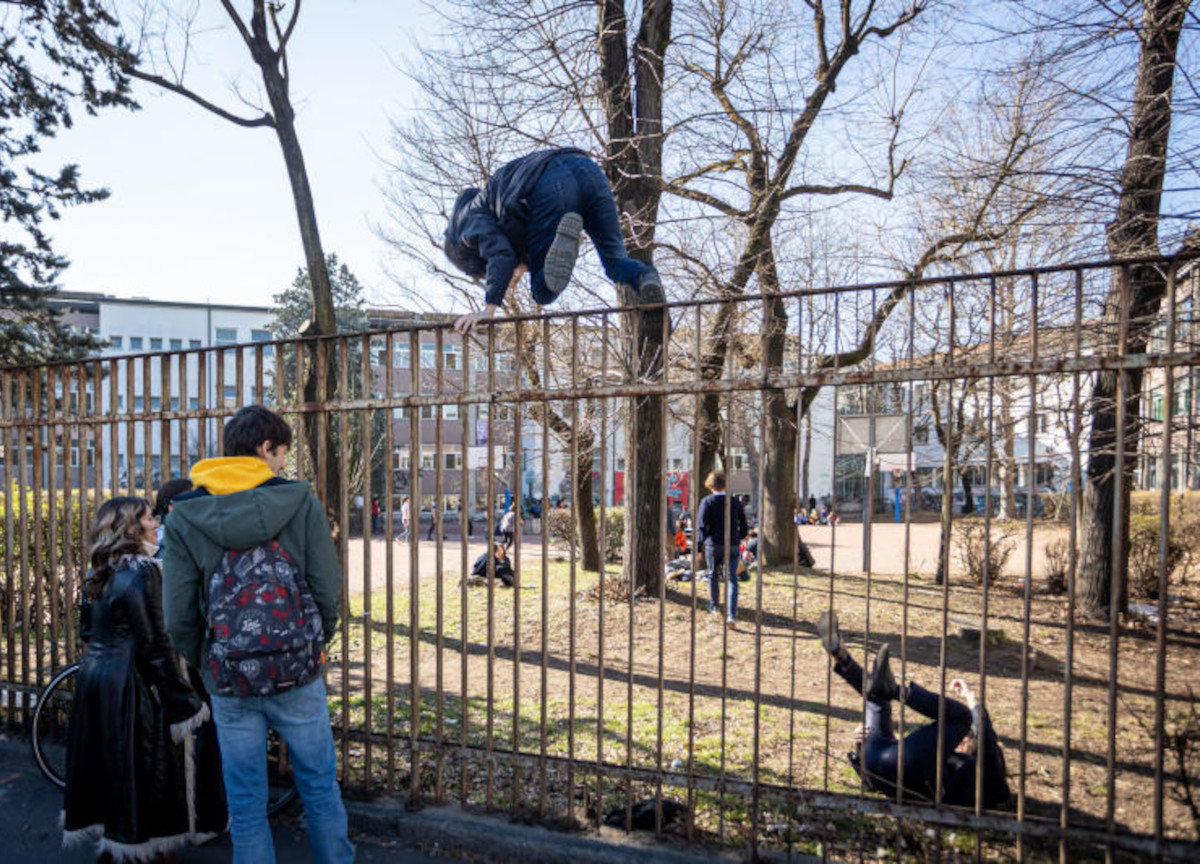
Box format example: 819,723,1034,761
1044,537,1069,595
1128,512,1198,601
601,506,625,562
0,483,95,639
546,507,575,547
952,519,1017,584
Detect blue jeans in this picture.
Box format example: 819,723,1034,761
705,543,738,621
525,154,647,304
210,677,354,864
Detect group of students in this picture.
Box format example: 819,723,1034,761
62,406,353,863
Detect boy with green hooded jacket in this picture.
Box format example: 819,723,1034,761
162,405,353,864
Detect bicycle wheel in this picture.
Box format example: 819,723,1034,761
31,663,79,789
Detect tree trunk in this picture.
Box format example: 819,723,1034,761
598,0,670,595
758,246,797,566
1078,0,1188,616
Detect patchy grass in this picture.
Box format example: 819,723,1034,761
322,550,1200,857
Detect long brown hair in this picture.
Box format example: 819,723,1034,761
85,496,152,599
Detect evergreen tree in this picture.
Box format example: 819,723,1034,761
0,1,134,367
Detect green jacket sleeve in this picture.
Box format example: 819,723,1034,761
161,519,206,671
302,496,342,639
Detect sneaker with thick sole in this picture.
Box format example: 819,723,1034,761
866,643,899,703
543,212,583,296
634,265,672,336
817,610,842,657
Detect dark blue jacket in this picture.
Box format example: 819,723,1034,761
444,148,586,307
696,493,748,548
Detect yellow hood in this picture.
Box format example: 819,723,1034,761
189,457,276,496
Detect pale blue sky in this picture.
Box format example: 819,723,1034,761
36,0,430,309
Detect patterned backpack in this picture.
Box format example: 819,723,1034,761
206,540,324,697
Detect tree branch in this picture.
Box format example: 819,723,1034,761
123,65,274,127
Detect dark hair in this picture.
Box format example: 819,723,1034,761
154,478,193,518
87,496,152,599
224,405,293,457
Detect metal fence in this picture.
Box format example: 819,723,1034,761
3,254,1200,861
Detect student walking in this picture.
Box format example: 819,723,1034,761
696,470,749,628
62,496,218,861
499,503,520,549
162,406,353,864
399,495,411,541
444,148,666,335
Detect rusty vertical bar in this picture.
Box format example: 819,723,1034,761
933,280,958,864
458,332,470,805
786,293,804,864
624,312,636,835
1060,268,1084,864
511,320,524,815
897,279,918,818
433,326,446,801
141,355,152,499
539,316,551,817
975,276,997,856
290,342,306,482
595,311,610,827
654,301,670,838
823,289,843,813
1017,275,1040,862
124,357,135,494
335,338,352,785
196,348,208,464
1104,266,1131,864
750,307,768,861
2,370,14,726
716,338,732,846
215,348,227,458
686,303,701,843
60,365,76,668
384,332,397,793
178,352,189,478
161,353,172,490
566,316,579,827
1153,260,1177,844
254,343,265,408
361,334,375,790
484,322,497,809
408,328,422,807
16,369,31,719
43,367,58,678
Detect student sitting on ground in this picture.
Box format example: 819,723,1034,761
674,520,690,557
471,542,515,588
816,610,1010,809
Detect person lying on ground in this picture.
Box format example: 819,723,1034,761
816,610,1011,810
471,542,515,587
444,148,666,335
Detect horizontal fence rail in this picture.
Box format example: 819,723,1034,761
3,255,1200,861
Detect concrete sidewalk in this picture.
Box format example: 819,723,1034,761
0,733,453,863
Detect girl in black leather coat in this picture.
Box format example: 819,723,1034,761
62,496,213,862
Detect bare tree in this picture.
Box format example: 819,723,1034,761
81,1,343,510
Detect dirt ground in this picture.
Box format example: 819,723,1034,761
324,521,1200,859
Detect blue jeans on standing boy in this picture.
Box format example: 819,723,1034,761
210,677,354,864
705,542,738,622
523,154,648,304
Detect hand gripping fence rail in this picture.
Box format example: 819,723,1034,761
4,254,1200,861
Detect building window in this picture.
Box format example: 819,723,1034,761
443,343,462,370
913,424,930,445
420,344,437,369
728,447,748,471
134,396,144,411
1036,414,1049,434
170,397,180,410
394,343,410,368
392,405,408,419
215,327,238,346
223,385,238,407
420,447,437,470
443,404,459,420
669,457,683,470
129,337,144,350
150,396,162,411
393,447,410,470
110,336,123,350
150,338,163,351
494,352,514,372
189,397,200,410
251,329,273,356
169,338,183,351
189,339,202,349
444,452,463,470
616,457,626,472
